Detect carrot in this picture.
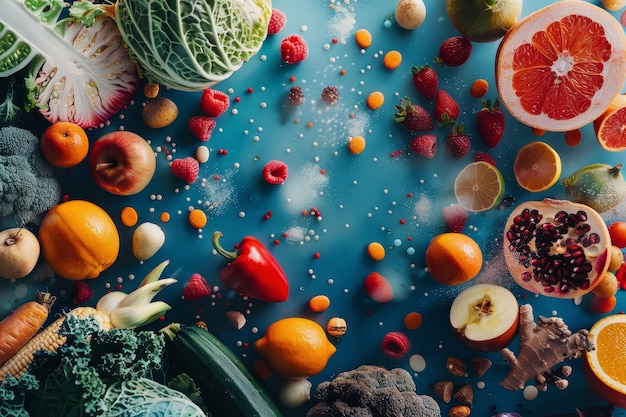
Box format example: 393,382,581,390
0,291,56,366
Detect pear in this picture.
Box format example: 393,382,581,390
561,163,626,213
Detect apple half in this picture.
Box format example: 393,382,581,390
449,283,520,352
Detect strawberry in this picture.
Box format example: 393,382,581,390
280,34,308,64
200,88,230,118
442,204,469,233
435,36,472,67
393,97,433,132
183,273,211,300
187,115,216,141
473,151,496,166
171,157,200,183
70,281,93,304
445,123,471,159
410,134,437,158
476,98,506,148
263,160,289,184
434,90,460,123
411,65,438,99
267,8,287,35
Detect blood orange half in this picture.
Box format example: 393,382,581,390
495,1,626,132
593,94,626,151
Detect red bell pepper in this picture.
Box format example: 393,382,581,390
212,231,289,302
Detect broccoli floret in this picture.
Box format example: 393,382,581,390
0,126,61,223
0,79,23,124
307,365,441,417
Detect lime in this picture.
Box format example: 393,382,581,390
454,161,505,212
513,141,562,192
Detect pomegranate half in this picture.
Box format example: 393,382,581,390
503,199,611,298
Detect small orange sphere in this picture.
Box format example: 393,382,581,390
425,233,483,285
40,122,89,168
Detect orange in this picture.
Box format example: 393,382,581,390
425,232,483,286
38,200,120,280
254,317,336,379
495,1,626,132
454,161,505,212
513,141,562,192
594,94,626,151
583,314,626,408
40,121,89,168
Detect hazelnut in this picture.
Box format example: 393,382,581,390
326,317,347,337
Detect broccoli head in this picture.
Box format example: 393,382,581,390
0,126,61,223
306,365,441,417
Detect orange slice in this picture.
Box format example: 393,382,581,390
594,94,626,151
583,314,626,408
454,161,505,212
495,1,626,132
513,141,562,192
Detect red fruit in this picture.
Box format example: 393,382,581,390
280,34,308,64
381,331,411,359
288,86,304,106
183,273,212,300
434,90,460,123
473,151,496,166
263,160,289,184
70,281,93,304
442,204,469,233
445,123,471,159
411,65,438,99
200,88,230,118
267,8,287,35
615,262,626,289
394,97,433,132
364,272,393,303
590,295,617,314
476,99,506,148
435,36,472,67
187,116,216,141
171,157,200,183
608,221,626,248
410,134,437,158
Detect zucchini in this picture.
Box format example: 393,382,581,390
161,323,282,417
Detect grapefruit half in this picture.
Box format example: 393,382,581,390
593,94,626,151
495,0,626,132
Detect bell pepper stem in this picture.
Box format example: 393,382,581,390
212,231,239,261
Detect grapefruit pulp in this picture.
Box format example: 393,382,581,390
495,1,626,132
593,94,626,151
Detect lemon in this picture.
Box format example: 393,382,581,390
513,141,562,192
454,161,505,212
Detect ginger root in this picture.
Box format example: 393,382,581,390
500,304,595,391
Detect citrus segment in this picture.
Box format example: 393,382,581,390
513,141,562,192
454,161,505,212
594,94,626,151
496,1,626,131
583,314,626,408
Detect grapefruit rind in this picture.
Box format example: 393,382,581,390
496,0,626,132
583,314,626,408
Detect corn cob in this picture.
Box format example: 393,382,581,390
0,306,102,383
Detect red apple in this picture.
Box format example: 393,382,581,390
89,131,156,195
449,283,519,352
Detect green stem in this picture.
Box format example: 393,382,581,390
212,231,238,261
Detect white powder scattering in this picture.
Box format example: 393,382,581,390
327,6,356,44
282,163,329,213
199,172,236,216
346,109,369,139
413,194,433,223
283,226,307,244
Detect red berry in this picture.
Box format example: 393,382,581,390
434,90,460,123
442,204,469,233
267,9,287,35
436,36,472,67
262,160,289,184
200,88,230,118
280,34,308,64
411,65,438,99
171,157,200,183
381,331,411,359
183,273,212,301
187,115,216,141
476,99,506,148
70,281,93,304
288,86,304,106
394,97,433,132
410,134,437,158
473,151,496,166
321,86,339,105
364,272,393,303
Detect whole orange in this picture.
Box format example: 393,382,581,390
425,232,482,285
40,121,89,168
254,317,336,379
38,200,120,280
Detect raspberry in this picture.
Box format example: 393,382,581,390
262,160,288,184
171,157,200,183
70,281,93,304
288,86,304,106
280,34,308,64
267,8,287,35
200,88,230,118
410,134,437,158
183,273,211,301
381,331,411,359
187,116,216,141
321,86,339,105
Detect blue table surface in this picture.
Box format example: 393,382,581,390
2,0,626,416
